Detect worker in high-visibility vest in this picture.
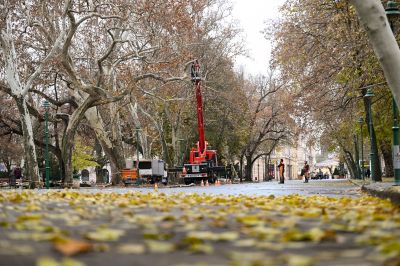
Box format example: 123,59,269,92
278,159,285,184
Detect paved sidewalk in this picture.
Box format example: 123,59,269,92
361,181,400,205
0,189,399,266
347,178,400,205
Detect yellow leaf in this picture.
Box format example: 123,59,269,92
233,239,257,247
145,240,175,253
61,258,86,266
116,243,146,254
216,232,239,241
17,214,42,222
188,243,214,254
36,257,59,266
85,228,124,241
287,255,314,266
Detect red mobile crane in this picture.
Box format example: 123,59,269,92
181,60,218,184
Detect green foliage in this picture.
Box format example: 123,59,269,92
72,138,99,171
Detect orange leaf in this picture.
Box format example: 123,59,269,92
54,238,93,256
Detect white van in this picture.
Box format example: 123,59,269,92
138,159,167,184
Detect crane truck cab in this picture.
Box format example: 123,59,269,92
182,150,218,185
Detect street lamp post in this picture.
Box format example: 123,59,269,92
386,1,400,185
135,126,141,177
364,88,376,181
43,100,50,189
358,117,365,180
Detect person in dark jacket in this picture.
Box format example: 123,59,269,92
303,161,310,183
365,168,371,179
278,159,285,184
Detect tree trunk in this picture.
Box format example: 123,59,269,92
380,139,394,177
343,150,358,179
86,107,125,185
245,154,253,182
160,129,171,166
109,103,126,184
14,96,41,188
354,135,361,179
62,96,95,187
239,155,244,182
128,103,150,158
352,0,400,107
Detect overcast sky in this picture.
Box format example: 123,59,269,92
232,0,285,76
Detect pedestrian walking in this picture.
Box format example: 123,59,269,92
365,168,371,179
303,161,310,183
278,159,285,184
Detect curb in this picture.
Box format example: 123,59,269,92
347,179,400,205
347,179,363,187
361,185,400,205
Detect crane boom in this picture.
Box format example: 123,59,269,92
193,61,206,154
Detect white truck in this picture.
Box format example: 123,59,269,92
138,159,167,184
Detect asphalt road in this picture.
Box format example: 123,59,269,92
80,179,361,198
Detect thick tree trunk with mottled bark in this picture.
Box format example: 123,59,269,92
85,107,125,185
352,0,400,107
14,96,41,188
62,96,95,186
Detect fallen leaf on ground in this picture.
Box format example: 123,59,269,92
85,228,124,241
116,243,146,254
54,238,93,256
145,240,175,253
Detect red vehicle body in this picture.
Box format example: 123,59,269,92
181,60,218,184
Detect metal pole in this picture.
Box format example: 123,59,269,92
289,148,291,180
45,106,50,189
393,97,400,185
136,127,140,176
360,122,365,180
368,99,375,181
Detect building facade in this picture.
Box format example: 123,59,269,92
251,135,318,181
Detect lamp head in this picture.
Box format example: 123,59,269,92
364,88,375,98
43,100,50,110
386,1,400,19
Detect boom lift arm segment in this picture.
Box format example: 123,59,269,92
191,60,206,156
